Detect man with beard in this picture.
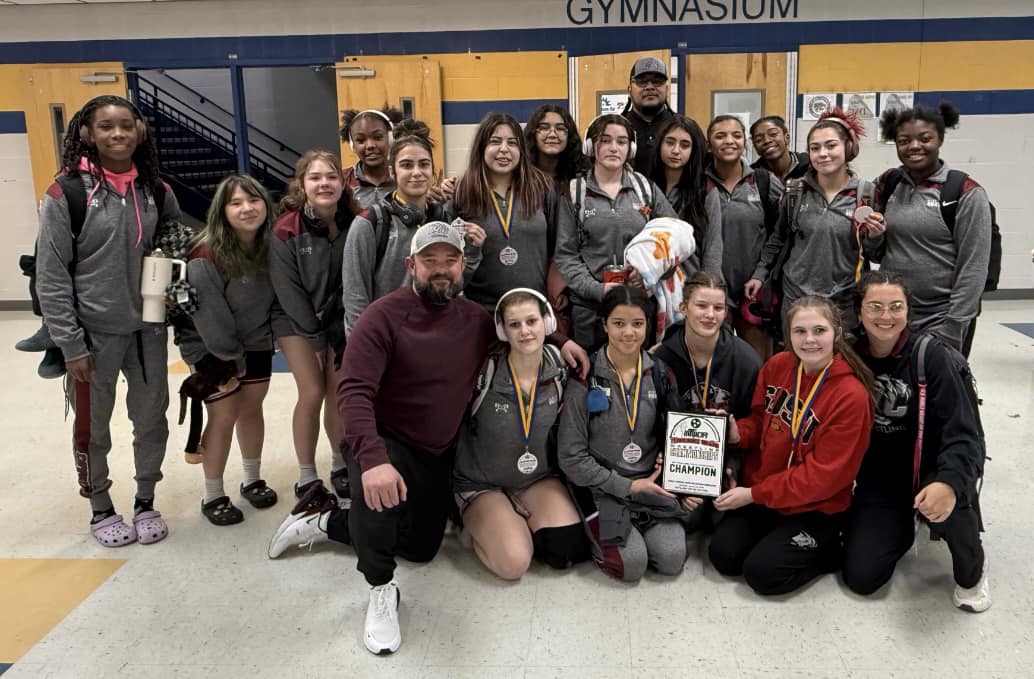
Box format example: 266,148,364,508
266,221,587,655
622,56,674,175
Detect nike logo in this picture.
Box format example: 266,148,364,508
941,200,958,207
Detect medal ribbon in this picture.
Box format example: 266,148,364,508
507,355,539,450
788,359,833,467
686,349,713,410
490,187,514,239
608,349,643,436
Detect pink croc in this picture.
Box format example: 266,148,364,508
91,514,137,547
133,510,169,545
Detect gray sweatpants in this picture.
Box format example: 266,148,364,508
70,327,169,512
618,519,687,582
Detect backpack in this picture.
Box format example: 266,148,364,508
367,201,450,271
911,334,986,501
752,168,782,236
471,344,567,419
569,172,654,248
878,169,1001,292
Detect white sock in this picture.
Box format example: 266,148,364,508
204,478,225,504
331,445,346,473
241,457,261,486
298,464,318,487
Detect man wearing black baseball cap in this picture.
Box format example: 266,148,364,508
623,55,674,175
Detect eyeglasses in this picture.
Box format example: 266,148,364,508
536,123,568,135
862,301,906,315
633,75,667,87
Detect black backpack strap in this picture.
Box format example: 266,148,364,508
57,174,88,239
938,170,968,234
371,205,391,270
754,168,779,235
544,187,558,260
875,168,905,214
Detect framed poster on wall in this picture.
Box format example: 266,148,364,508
598,91,630,116
803,93,836,120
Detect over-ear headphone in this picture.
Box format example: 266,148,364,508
494,287,558,341
349,109,395,152
386,194,426,228
581,115,637,160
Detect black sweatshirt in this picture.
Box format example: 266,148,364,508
855,331,985,505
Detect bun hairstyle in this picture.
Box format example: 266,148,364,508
339,106,403,144
388,118,436,168
879,101,960,143
810,107,865,162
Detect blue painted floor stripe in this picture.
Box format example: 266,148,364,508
1003,323,1034,339
0,663,13,675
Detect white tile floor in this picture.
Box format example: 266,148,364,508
1,301,1032,679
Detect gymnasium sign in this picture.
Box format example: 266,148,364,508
566,0,800,25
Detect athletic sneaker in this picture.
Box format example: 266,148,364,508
953,556,992,613
364,582,401,655
267,481,339,559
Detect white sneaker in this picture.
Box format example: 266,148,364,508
267,511,331,558
953,555,992,613
364,581,401,654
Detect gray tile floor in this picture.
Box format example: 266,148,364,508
1,301,1032,678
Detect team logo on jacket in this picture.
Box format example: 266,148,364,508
872,375,911,431
763,386,821,444
494,402,510,414
583,207,596,219
299,246,313,255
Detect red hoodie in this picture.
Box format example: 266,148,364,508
738,351,873,516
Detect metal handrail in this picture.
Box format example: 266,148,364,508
135,74,294,179
156,70,304,157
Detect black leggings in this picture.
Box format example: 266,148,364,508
709,505,844,595
842,489,984,594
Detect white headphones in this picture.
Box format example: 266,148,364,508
582,114,637,160
348,109,395,152
494,288,558,341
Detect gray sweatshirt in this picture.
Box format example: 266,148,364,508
869,162,992,344
342,210,417,336
177,247,287,371
558,349,663,499
555,170,676,304
453,348,566,493
706,160,784,303
754,173,879,305
665,185,724,277
449,191,551,309
346,162,393,211
269,207,349,351
37,172,182,361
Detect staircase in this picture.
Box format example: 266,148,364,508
131,73,298,221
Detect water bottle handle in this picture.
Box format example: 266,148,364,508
170,259,187,283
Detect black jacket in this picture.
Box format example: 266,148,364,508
856,331,985,505
623,104,675,176
751,151,811,181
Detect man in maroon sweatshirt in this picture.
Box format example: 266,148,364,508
331,221,585,655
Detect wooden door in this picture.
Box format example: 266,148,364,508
336,56,443,171
572,50,672,134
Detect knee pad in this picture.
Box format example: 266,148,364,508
532,523,590,570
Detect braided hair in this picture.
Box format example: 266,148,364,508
61,95,162,198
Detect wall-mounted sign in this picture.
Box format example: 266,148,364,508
802,93,835,120
598,91,629,116
843,92,877,119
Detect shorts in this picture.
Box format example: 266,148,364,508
203,350,273,402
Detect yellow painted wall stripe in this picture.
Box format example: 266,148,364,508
800,40,1034,92
437,52,567,101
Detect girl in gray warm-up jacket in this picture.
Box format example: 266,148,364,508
453,288,589,580
180,175,291,526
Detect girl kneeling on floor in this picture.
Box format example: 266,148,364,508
179,175,288,525
559,285,693,582
708,295,874,594
453,288,590,580
37,95,182,547
843,271,990,612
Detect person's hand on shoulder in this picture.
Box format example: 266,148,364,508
560,340,590,379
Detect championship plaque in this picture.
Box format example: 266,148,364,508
662,411,728,497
